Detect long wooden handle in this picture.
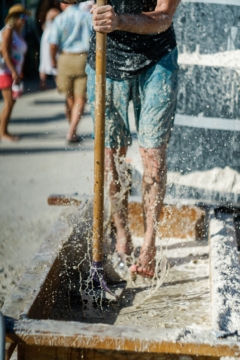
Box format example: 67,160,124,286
92,0,108,263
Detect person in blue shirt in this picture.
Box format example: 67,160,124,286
49,3,92,143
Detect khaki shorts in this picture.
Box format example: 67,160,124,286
57,53,88,98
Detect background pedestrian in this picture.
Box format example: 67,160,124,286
0,4,29,142
49,3,92,143
79,1,94,12
39,7,60,90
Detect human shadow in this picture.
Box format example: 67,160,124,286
165,240,208,251
12,132,93,140
133,246,208,269
163,275,209,287
0,131,94,155
33,99,65,105
0,144,94,155
10,114,64,124
16,131,66,139
167,253,209,268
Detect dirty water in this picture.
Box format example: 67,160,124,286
49,237,210,329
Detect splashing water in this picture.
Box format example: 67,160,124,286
106,152,170,304
55,151,171,320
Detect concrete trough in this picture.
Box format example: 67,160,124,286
2,197,240,360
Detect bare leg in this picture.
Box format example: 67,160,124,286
66,96,86,141
66,96,73,124
130,144,167,277
39,72,47,90
0,88,17,141
105,147,133,255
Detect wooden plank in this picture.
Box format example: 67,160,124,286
18,344,26,360
48,195,206,239
17,345,221,360
6,319,240,358
5,342,16,360
128,203,205,239
209,210,240,332
48,194,81,206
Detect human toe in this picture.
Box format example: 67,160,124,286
129,264,138,273
142,268,154,277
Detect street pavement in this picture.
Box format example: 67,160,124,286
0,82,139,306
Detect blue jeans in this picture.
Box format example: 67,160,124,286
86,47,178,149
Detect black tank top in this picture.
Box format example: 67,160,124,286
87,0,177,80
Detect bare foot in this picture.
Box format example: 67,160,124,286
116,236,133,256
1,133,19,142
39,83,51,91
130,245,156,278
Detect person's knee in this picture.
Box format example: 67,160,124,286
142,148,167,184
66,96,73,106
75,96,86,105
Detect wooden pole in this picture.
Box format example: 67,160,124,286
92,0,108,263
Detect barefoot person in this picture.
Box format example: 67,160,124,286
0,4,29,142
87,0,180,277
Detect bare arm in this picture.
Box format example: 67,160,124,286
1,27,19,81
91,0,181,34
50,44,58,68
45,8,60,21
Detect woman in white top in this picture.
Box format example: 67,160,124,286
79,1,94,12
39,7,59,90
0,4,29,141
